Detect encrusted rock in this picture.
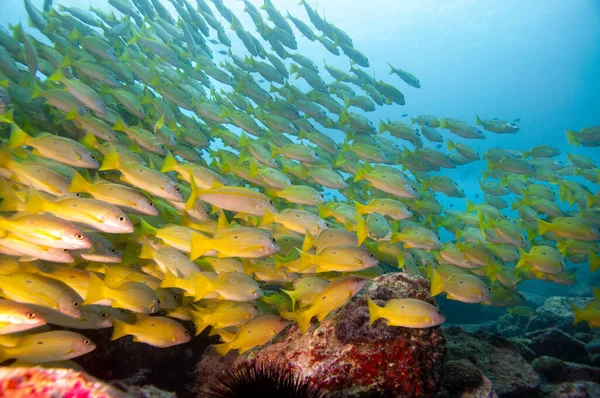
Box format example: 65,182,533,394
533,356,600,384
525,296,592,334
544,381,600,398
196,273,446,397
442,359,484,393
528,329,589,364
445,327,539,397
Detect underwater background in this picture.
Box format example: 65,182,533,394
0,0,599,397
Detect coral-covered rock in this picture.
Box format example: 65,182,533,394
442,359,484,393
528,329,589,364
525,296,592,334
0,367,178,398
460,376,498,398
445,327,540,397
0,367,125,397
508,338,536,363
585,337,600,354
542,381,600,398
196,273,446,397
533,356,600,384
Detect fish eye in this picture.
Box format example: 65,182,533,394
75,192,82,197
175,186,181,192
368,253,374,258
83,339,90,345
148,200,155,207
205,210,210,215
157,299,161,304
109,247,117,253
90,154,96,160
26,312,36,319
75,233,85,240
118,216,126,222
101,103,107,109
184,329,189,335
73,301,79,307
325,222,330,227
354,277,361,282
269,199,274,205
62,249,70,253
100,312,107,318
271,238,277,244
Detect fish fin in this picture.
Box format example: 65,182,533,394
160,150,178,173
537,218,551,236
355,214,368,246
193,273,215,301
213,343,231,356
294,310,312,334
110,318,130,341
282,289,297,312
571,303,584,325
189,310,208,336
189,232,212,261
99,146,120,171
7,125,31,149
430,268,444,296
24,189,50,214
68,169,93,194
84,273,106,305
565,130,579,146
367,297,381,326
301,231,315,252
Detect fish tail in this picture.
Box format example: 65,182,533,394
112,118,127,132
516,248,528,269
367,297,381,326
7,124,30,149
84,273,107,305
193,273,215,302
592,287,600,301
189,232,212,261
590,251,600,273
294,310,312,334
68,169,93,194
353,163,365,182
571,304,584,325
24,189,49,214
537,218,551,236
301,231,315,252
189,310,208,336
447,139,455,151
556,240,568,256
565,130,579,146
0,347,7,364
30,82,44,99
99,146,121,171
439,118,447,129
0,108,13,124
355,214,368,246
475,115,482,126
110,318,130,341
261,209,277,226
81,132,99,151
214,343,231,356
430,268,444,296
47,67,64,82
282,289,298,311
297,249,315,271
160,150,178,173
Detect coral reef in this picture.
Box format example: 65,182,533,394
533,356,600,384
196,273,446,397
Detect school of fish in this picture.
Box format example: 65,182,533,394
0,0,598,365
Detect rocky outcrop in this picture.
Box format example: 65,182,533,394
533,356,600,384
525,297,592,334
445,327,540,397
195,273,446,397
528,329,589,364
